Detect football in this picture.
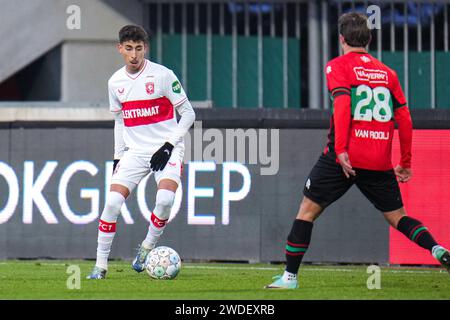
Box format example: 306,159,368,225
145,246,181,280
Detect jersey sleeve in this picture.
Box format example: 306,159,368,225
326,61,351,99
390,70,407,109
108,80,122,113
163,70,188,108
388,69,412,168
391,71,412,168
113,112,126,159
326,61,352,156
167,100,196,147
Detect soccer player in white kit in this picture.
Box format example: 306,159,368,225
87,25,195,279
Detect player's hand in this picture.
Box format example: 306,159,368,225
113,159,120,175
337,152,356,178
150,142,174,171
394,165,412,183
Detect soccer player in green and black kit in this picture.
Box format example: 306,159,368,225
266,12,450,289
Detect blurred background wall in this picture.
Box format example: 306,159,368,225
1,0,449,109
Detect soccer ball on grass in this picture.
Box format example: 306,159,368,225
145,246,181,279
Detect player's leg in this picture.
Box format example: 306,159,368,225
140,179,177,250
279,197,324,286
87,184,130,279
265,199,324,290
356,169,450,273
383,207,450,273
88,153,148,279
132,153,182,272
132,180,177,272
266,153,353,289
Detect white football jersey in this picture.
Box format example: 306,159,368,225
108,59,188,155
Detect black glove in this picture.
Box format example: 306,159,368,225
150,142,174,171
113,159,120,175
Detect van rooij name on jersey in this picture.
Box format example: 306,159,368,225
355,129,389,140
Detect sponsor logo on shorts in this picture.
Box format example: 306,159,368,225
306,178,311,190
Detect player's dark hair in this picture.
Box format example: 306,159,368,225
119,25,149,44
338,12,371,47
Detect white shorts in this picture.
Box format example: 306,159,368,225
111,148,183,193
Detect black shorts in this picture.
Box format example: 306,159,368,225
303,153,403,212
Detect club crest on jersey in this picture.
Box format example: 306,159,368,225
353,67,388,84
145,82,154,95
360,56,371,63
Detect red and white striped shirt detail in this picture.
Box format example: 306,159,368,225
108,59,188,155
122,97,174,127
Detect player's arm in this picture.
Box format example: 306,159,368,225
150,71,195,171
395,106,412,168
334,95,352,156
326,62,355,178
108,81,125,173
165,70,195,147
113,112,126,170
391,73,413,182
334,95,355,178
167,99,196,147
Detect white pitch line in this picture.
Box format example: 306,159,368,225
306,268,439,274
0,262,69,266
184,265,442,274
184,266,279,271
306,268,353,272
26,263,69,266
0,262,443,274
379,269,440,274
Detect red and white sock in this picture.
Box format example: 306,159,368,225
95,192,125,270
96,220,117,270
141,212,168,250
141,189,174,249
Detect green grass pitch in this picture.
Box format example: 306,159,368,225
0,260,449,300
